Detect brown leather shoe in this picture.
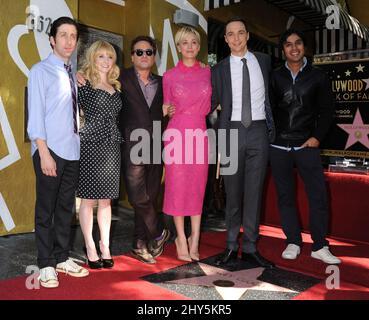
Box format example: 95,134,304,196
149,229,171,258
130,248,156,264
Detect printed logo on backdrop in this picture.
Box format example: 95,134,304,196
319,61,369,158
1,1,73,232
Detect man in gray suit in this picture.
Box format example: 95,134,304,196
211,17,275,268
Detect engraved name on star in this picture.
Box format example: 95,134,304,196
167,263,296,300
337,108,369,149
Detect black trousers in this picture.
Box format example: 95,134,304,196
122,146,164,248
32,149,79,268
223,121,269,254
269,146,329,251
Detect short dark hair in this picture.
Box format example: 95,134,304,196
279,29,306,50
49,16,79,39
130,36,157,55
224,17,248,35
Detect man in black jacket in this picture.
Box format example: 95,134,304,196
120,36,170,264
269,29,341,264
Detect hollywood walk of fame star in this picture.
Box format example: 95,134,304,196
362,78,369,91
167,263,297,300
345,70,352,77
337,108,369,149
356,64,365,73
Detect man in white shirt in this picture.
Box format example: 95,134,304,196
211,17,275,268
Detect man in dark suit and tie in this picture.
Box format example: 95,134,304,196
120,36,170,264
211,17,275,268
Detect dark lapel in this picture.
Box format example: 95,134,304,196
223,56,233,104
149,74,162,109
253,51,268,86
129,67,150,109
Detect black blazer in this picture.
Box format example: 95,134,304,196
270,63,333,146
211,52,275,142
119,67,164,149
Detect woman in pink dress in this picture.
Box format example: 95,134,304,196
162,27,211,262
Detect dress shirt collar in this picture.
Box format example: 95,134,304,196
285,56,307,74
48,53,72,68
230,50,254,63
134,68,156,83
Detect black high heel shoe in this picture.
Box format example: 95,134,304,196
102,258,114,269
98,241,114,269
83,247,104,269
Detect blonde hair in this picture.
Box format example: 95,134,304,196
175,26,201,46
79,40,121,91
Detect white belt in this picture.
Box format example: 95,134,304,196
270,144,305,152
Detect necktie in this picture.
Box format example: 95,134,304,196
241,58,252,128
64,64,78,134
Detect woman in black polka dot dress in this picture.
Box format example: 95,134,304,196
77,40,122,269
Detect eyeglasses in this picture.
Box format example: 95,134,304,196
132,49,155,57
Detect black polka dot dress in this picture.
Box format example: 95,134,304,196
77,81,123,199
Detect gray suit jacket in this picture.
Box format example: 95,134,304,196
211,52,275,142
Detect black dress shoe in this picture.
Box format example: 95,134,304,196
102,258,114,269
241,252,275,269
215,249,238,266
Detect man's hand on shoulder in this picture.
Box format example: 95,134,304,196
76,72,87,87
200,62,209,68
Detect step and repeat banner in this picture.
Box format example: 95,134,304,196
318,59,369,158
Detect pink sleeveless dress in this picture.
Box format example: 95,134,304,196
162,60,212,216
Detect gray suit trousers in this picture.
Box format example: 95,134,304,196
223,120,269,253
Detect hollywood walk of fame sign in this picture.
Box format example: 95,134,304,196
142,256,321,300
337,109,369,149
317,59,369,158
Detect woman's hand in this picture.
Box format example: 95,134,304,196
163,104,176,117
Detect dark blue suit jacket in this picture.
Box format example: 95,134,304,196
211,52,275,142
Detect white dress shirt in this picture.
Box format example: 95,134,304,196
230,51,266,121
27,53,80,160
